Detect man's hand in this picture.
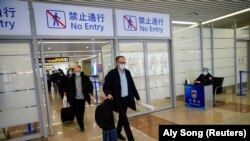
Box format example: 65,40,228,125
107,94,113,100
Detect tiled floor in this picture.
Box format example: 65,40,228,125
6,90,250,141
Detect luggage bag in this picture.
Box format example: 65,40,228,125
103,128,117,141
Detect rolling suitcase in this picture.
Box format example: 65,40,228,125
103,128,117,141
61,95,74,123
61,106,74,123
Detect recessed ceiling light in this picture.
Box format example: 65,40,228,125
86,46,89,49
39,41,109,44
48,47,51,50
172,21,197,25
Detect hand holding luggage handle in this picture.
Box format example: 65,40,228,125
62,94,70,108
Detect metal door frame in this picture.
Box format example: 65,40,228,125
39,39,115,135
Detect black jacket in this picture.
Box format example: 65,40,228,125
195,73,213,85
103,68,140,112
65,72,93,106
58,74,67,90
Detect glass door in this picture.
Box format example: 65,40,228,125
39,39,114,135
146,41,172,108
119,41,148,114
118,40,172,115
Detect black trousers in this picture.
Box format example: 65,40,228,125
58,85,64,99
47,80,51,93
117,97,134,141
74,99,85,129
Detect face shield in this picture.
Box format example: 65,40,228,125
202,68,208,75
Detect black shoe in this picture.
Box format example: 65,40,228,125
117,133,126,140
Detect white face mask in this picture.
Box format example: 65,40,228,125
203,71,208,75
119,64,125,70
68,72,73,75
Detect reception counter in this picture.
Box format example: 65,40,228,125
184,84,213,110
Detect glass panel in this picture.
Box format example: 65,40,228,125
119,41,148,113
146,42,171,108
237,26,250,39
173,23,201,107
0,43,41,140
202,23,212,73
236,41,248,91
236,11,250,39
213,20,235,93
101,42,113,82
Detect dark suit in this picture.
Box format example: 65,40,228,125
195,73,213,85
65,72,93,129
103,68,140,141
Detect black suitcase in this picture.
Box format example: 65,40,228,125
61,107,74,123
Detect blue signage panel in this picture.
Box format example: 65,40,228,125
184,85,205,110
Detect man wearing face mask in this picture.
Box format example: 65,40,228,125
103,56,141,141
195,68,213,85
65,66,93,131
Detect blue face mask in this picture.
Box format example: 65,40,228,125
68,72,73,75
75,72,81,77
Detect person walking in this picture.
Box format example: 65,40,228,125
103,56,141,141
58,69,67,99
46,70,52,93
65,66,93,131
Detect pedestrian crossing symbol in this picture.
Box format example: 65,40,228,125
46,10,66,29
123,15,137,31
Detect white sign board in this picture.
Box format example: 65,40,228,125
33,3,114,36
0,0,31,35
116,10,170,37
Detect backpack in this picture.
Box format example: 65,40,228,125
95,99,115,129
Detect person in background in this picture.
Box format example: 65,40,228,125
46,70,51,93
103,56,141,141
50,70,59,94
65,66,93,131
65,68,74,107
57,69,67,99
195,68,213,85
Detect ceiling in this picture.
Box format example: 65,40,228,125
33,0,250,28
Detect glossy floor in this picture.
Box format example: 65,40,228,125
33,90,250,141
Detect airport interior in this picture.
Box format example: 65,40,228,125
0,0,250,141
